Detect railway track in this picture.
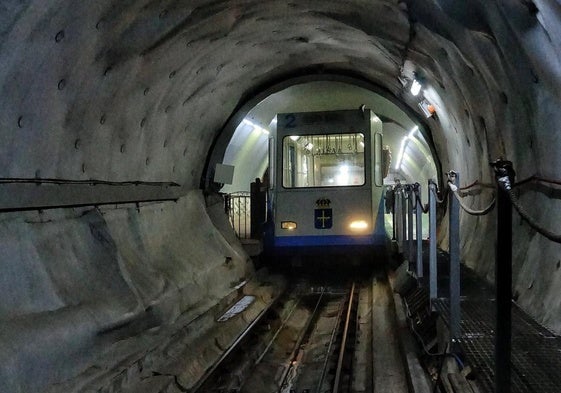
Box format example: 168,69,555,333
192,272,409,393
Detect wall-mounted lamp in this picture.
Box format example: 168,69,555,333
419,99,436,118
410,79,422,96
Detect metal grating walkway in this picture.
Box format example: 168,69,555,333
434,298,561,393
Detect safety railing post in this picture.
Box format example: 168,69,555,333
414,183,423,278
492,159,515,393
407,186,415,269
399,187,407,255
394,184,402,253
391,186,397,241
448,171,461,345
428,180,438,304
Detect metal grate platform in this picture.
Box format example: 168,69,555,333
434,298,561,393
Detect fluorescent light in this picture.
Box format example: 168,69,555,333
243,119,269,135
395,126,419,170
290,135,300,141
395,138,407,170
305,142,313,150
411,79,422,96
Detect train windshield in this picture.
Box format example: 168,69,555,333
282,133,366,188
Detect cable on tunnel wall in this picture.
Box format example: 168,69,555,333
505,188,561,244
458,180,494,191
0,177,181,187
514,175,561,188
429,185,447,204
448,181,496,216
428,170,561,241
442,171,561,243
497,172,561,244
413,183,429,213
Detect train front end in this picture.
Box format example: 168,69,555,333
267,109,386,258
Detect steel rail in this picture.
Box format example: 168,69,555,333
254,298,301,366
333,282,356,393
190,290,283,393
278,289,326,393
315,290,349,393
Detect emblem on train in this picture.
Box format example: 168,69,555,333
315,198,332,229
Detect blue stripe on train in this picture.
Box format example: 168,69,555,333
274,234,375,247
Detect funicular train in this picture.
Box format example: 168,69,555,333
264,108,388,260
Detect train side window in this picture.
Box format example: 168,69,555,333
282,133,365,188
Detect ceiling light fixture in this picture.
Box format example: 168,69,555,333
243,119,269,135
410,79,422,96
395,126,419,170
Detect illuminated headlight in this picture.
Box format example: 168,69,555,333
281,221,297,230
349,220,368,230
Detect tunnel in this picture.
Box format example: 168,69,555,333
1,1,561,392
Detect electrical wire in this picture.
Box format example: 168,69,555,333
493,170,561,243
514,175,561,188
415,193,429,213
507,188,561,244
430,186,446,204
459,180,494,191
0,177,180,187
449,185,496,216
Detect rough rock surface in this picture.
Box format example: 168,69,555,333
0,192,252,392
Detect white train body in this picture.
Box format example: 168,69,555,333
268,109,386,253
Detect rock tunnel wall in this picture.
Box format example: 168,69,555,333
0,192,251,392
1,0,561,389
407,0,561,332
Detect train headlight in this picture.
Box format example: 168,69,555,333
349,220,368,231
281,221,297,230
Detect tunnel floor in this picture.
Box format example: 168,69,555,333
190,267,411,393
404,248,561,393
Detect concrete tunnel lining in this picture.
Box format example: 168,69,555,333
1,0,561,391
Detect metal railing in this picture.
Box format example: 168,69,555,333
391,172,497,338
225,192,251,240
392,159,561,393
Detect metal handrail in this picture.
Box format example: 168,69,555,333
225,191,251,239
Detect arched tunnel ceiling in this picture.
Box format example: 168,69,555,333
1,0,559,190
1,0,411,188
